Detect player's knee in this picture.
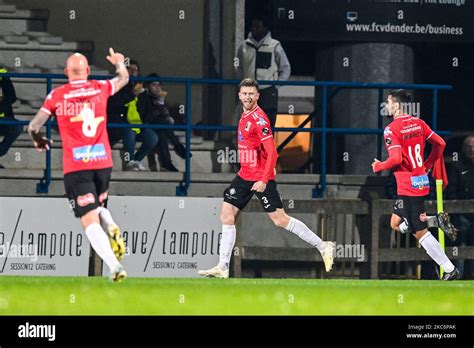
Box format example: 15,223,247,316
220,213,235,226
271,215,288,228
80,208,101,229
390,220,400,230
414,229,428,240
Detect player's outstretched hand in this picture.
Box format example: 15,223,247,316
106,47,125,66
33,136,53,152
251,181,267,193
371,158,381,173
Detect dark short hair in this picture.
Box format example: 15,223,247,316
388,89,412,104
252,15,271,29
146,72,160,86
239,78,259,91
128,59,140,70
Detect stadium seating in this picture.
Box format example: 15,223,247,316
0,1,226,179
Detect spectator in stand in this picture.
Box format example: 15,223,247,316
0,67,23,168
107,61,140,148
235,15,291,128
107,60,158,171
143,74,190,172
446,135,474,279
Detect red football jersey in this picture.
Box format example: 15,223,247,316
41,79,115,174
383,115,434,196
237,106,276,182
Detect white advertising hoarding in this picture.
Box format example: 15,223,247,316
0,197,90,276
104,196,222,278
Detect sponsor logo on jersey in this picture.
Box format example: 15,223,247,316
385,137,392,145
73,143,107,162
384,127,392,136
262,128,269,136
257,117,267,126
77,193,95,207
419,212,427,222
400,125,421,134
410,174,429,190
64,88,101,100
238,131,244,142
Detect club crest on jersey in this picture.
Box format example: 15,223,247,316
257,117,267,126
73,143,107,163
410,174,429,190
245,121,252,132
225,187,237,200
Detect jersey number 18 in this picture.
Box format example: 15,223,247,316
408,144,423,169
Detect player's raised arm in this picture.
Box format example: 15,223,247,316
28,109,53,151
107,47,129,95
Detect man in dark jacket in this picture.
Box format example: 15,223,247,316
446,135,474,279
0,68,23,168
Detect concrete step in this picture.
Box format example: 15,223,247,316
24,31,63,45
0,3,16,13
2,34,29,44
0,43,94,69
0,137,232,173
11,131,206,146
0,170,388,199
9,67,111,101
278,75,316,114
0,9,48,35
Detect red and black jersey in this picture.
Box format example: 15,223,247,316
237,105,277,183
382,115,434,196
41,79,115,174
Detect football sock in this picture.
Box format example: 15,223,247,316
419,232,455,273
426,215,438,229
98,207,115,227
85,223,120,272
285,217,325,252
218,224,236,270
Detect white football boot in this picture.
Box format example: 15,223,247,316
321,241,335,272
198,265,229,279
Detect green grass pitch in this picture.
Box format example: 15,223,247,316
0,276,472,315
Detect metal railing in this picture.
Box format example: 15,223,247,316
0,72,452,196
232,197,474,279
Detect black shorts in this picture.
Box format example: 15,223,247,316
223,175,283,213
64,168,112,218
393,195,428,232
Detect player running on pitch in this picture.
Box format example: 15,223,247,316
28,49,128,281
372,89,459,280
198,78,335,278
